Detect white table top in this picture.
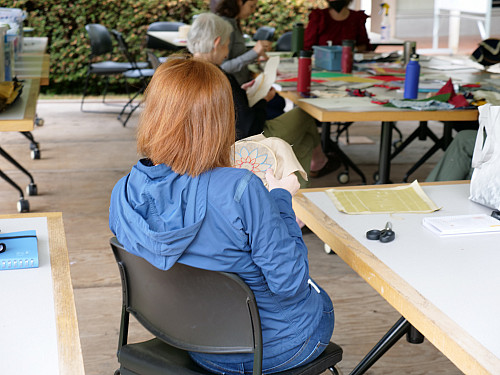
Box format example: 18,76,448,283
147,31,187,47
294,182,500,374
0,214,84,375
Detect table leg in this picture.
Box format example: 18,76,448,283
349,316,424,375
377,121,394,184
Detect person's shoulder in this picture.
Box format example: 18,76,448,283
349,9,369,21
221,16,237,27
309,8,328,18
210,168,265,200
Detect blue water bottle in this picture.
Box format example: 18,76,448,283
404,53,420,99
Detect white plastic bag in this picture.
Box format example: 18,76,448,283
469,104,500,209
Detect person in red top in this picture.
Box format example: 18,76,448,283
304,0,370,51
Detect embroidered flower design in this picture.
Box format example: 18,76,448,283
234,146,272,177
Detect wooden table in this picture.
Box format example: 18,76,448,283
293,182,500,374
0,212,85,375
279,90,479,184
0,37,49,212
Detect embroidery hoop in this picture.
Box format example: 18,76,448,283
232,140,277,186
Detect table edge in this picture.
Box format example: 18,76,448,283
0,212,85,375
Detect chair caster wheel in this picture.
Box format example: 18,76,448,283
26,183,38,196
31,148,41,160
35,117,44,126
17,199,30,213
392,140,402,149
337,172,349,184
29,142,40,150
324,244,332,254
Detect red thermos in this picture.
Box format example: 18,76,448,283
341,40,354,74
297,50,312,94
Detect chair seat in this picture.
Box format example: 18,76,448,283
119,338,210,375
89,61,150,75
123,68,155,79
90,61,134,74
278,342,343,375
119,339,342,375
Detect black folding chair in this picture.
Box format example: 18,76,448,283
111,30,155,126
110,237,343,375
81,24,148,113
276,31,292,51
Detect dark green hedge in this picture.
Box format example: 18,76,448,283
3,0,324,94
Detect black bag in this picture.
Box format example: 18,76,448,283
471,38,500,67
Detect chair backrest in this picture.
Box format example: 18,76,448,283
148,21,187,32
147,51,162,70
275,31,292,51
147,21,187,49
110,237,263,374
111,30,144,70
85,23,114,57
253,26,275,41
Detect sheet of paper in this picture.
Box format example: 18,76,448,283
422,214,500,236
326,180,441,214
247,56,280,107
300,96,383,110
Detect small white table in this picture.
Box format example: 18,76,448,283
0,213,84,375
293,182,500,374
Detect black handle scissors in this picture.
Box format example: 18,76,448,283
366,222,395,243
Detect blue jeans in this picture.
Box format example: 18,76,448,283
190,288,335,375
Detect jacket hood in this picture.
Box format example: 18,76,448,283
110,159,209,270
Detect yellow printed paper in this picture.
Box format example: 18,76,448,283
326,181,441,214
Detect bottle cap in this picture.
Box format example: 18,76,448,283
342,39,355,48
410,53,419,60
294,22,304,27
299,50,312,58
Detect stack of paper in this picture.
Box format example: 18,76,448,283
422,214,500,236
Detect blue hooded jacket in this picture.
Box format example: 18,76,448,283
109,159,326,360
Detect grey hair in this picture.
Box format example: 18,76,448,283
187,13,233,54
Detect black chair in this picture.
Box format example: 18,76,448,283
253,26,275,41
110,237,343,375
275,31,292,51
111,30,155,126
146,21,187,55
146,51,162,70
81,24,148,113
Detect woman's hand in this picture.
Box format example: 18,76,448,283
265,170,300,196
241,79,255,91
253,40,272,57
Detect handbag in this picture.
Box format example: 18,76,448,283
469,104,500,209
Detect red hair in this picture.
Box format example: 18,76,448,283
137,57,235,176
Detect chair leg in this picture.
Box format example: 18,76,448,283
81,67,91,112
102,76,110,104
118,90,142,127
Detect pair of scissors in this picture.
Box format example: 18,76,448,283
366,222,395,243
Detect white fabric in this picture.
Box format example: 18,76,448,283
469,104,500,209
